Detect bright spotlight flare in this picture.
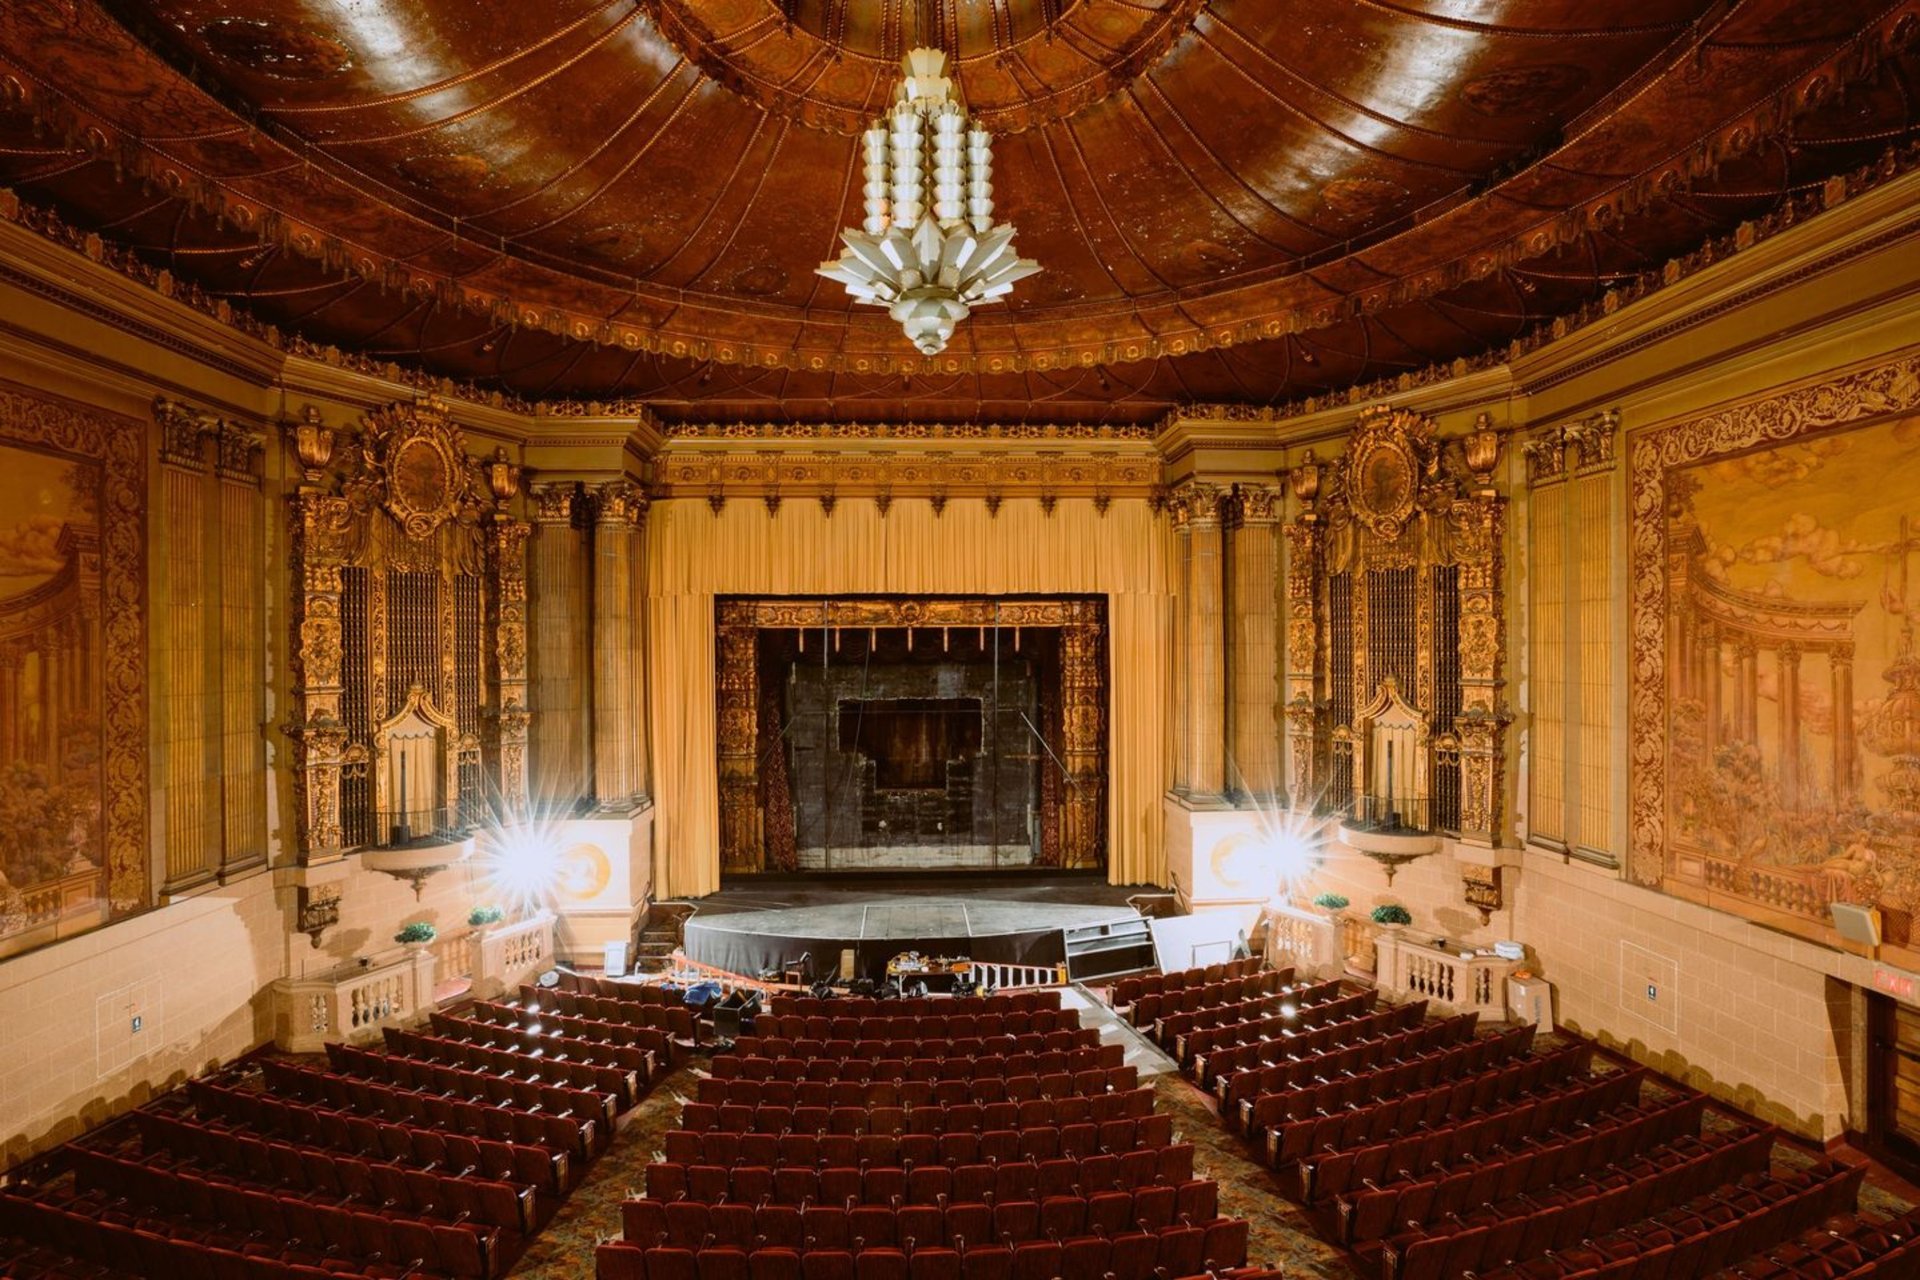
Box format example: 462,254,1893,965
816,48,1041,356
472,805,572,919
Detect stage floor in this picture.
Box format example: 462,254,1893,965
678,874,1142,981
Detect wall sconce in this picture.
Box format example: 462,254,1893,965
1289,451,1322,509
289,405,335,484
485,446,520,504
1464,413,1502,490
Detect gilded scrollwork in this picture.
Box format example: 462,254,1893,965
0,383,147,912
286,398,529,860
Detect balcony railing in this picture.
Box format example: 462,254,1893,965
374,802,479,846
1346,793,1433,834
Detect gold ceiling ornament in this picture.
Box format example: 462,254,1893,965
816,48,1040,356
344,397,495,545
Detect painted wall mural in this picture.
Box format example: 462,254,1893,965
0,383,146,961
1631,354,1920,951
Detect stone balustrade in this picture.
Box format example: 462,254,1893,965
1374,928,1517,1018
271,947,436,1054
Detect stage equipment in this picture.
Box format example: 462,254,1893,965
1063,917,1156,981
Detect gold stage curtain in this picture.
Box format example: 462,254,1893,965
645,496,1175,898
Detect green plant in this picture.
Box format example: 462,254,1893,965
468,905,504,927
1311,892,1349,911
395,921,437,946
1370,903,1412,927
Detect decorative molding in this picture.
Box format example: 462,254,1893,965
1627,351,1920,887
0,380,147,911
652,446,1159,512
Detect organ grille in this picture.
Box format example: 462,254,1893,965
454,575,482,736
386,570,441,713
1367,568,1418,700
1431,564,1463,832
1327,571,1355,812
340,565,374,849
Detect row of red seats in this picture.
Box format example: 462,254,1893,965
518,984,699,1041
1369,1123,1778,1280
598,1218,1248,1280
1247,1021,1534,1141
0,1187,424,1280
693,1066,1138,1108
1473,1159,1871,1280
728,1031,1099,1061
639,1147,1197,1205
1125,969,1292,1029
1308,1066,1651,1204
1330,1087,1707,1242
1147,977,1338,1048
263,1058,597,1158
1725,1205,1920,1280
187,1077,571,1193
623,1186,1224,1251
1221,1013,1474,1128
767,992,1062,1018
328,1037,619,1131
596,1239,1269,1280
659,1127,1188,1174
1110,958,1264,1010
708,1044,1124,1083
470,997,676,1064
1176,989,1373,1068
1208,1000,1429,1099
560,971,682,1001
754,1011,1082,1041
378,1025,639,1111
130,1108,540,1232
428,1010,657,1086
66,1144,501,1277
679,1090,1152,1136
1263,1040,1593,1166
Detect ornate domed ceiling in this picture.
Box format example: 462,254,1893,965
0,0,1916,422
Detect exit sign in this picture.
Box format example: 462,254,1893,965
1874,966,1918,1003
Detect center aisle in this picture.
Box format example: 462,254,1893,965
507,986,1341,1279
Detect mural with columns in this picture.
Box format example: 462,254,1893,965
1637,372,1920,950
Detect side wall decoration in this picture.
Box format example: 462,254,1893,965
285,397,529,863
0,382,145,960
1284,406,1508,845
1631,353,1920,949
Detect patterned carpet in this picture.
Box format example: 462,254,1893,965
506,1039,1915,1279
505,1060,1366,1279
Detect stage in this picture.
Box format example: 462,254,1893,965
677,874,1143,981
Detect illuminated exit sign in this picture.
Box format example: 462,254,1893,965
1874,966,1918,1003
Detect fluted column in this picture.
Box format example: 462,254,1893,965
1779,642,1802,808
215,423,265,877
1176,481,1227,799
592,480,646,808
1228,484,1282,801
157,403,212,890
1171,504,1192,795
1833,645,1856,803
1701,625,1722,756
1736,638,1759,742
529,483,593,806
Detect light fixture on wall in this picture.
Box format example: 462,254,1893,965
816,48,1040,356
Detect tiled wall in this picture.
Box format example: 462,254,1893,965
1514,849,1850,1140
0,874,281,1166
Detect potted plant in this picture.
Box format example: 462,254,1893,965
395,921,437,949
1311,892,1349,915
467,905,504,928
1370,903,1412,929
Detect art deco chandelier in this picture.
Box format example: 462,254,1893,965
816,48,1040,357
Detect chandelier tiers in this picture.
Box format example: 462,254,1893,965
816,48,1041,357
